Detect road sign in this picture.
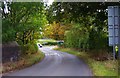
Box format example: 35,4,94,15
108,6,120,59
108,6,120,46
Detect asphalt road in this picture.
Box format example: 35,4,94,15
4,46,93,76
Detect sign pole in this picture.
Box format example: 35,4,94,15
118,6,120,59
113,24,115,59
108,6,120,59
113,6,115,59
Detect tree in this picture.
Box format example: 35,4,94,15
2,2,48,44
43,21,70,40
46,2,119,23
46,2,119,50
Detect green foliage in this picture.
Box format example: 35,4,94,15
46,42,57,45
88,28,108,50
21,43,38,55
2,2,48,45
2,19,16,43
46,2,119,51
63,15,108,51
38,39,58,45
64,23,89,50
2,27,16,43
47,2,119,23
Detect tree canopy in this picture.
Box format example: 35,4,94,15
44,2,119,50
2,2,119,51
2,2,47,44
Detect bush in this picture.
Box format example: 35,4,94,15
64,23,89,50
21,43,38,55
47,42,58,45
64,23,108,51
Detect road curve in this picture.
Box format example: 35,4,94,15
4,46,93,76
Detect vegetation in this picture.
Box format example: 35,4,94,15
43,21,71,40
2,50,44,74
2,2,119,54
21,42,38,55
2,2,47,44
45,2,120,52
2,2,47,58
54,47,118,76
2,2,46,73
44,4,119,76
1,1,119,76
2,2,47,52
38,39,58,45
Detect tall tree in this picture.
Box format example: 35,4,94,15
2,2,48,44
46,2,119,50
46,2,119,23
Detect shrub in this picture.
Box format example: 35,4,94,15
47,42,58,45
21,43,38,55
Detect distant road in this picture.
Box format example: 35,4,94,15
4,46,93,76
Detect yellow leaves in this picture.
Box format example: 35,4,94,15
43,21,68,40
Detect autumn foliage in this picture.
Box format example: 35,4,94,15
43,21,71,40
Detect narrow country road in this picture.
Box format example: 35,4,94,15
4,46,93,76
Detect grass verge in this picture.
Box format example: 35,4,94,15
54,47,118,76
2,50,44,75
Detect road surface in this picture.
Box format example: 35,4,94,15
4,46,93,76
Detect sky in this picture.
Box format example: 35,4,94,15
3,0,54,14
43,0,54,6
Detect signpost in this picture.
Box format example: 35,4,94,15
108,6,120,59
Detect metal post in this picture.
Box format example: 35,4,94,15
113,6,116,59
118,6,120,59
113,24,116,59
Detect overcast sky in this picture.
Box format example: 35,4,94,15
43,0,54,6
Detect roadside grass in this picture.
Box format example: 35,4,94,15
2,50,44,74
54,47,118,76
